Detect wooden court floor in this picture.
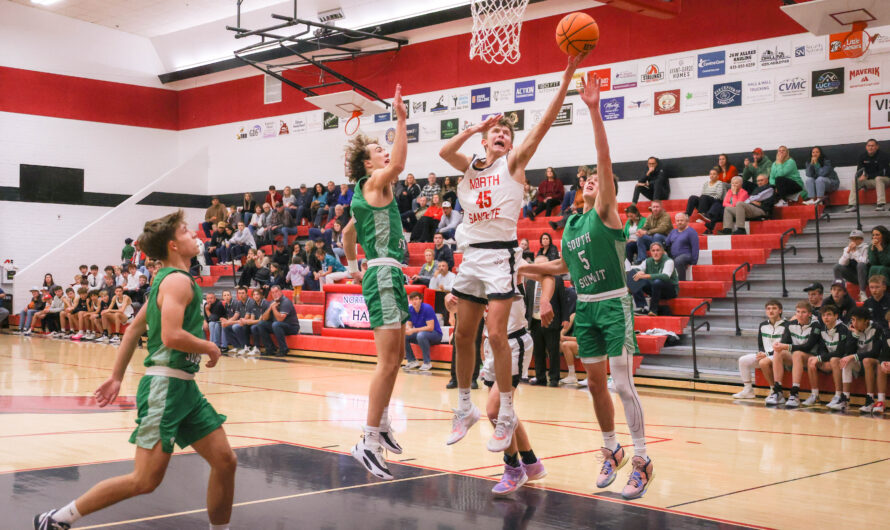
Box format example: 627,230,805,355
2,334,889,529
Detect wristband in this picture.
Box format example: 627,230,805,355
347,259,359,273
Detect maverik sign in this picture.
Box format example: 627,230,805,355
849,65,881,90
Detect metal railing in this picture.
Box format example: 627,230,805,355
812,198,830,263
689,300,711,380
855,180,864,231
779,228,798,298
732,262,751,336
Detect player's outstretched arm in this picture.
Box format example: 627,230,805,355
342,218,362,282
158,273,221,366
94,304,148,407
517,257,570,277
369,84,407,189
439,113,504,173
579,73,621,229
510,53,587,175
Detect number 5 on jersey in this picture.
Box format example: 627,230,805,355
578,250,590,270
476,190,492,209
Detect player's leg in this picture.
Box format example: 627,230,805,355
875,365,887,414
36,443,172,528
759,355,775,389
786,351,811,407
734,353,759,399
770,351,791,404
862,358,878,412
560,339,578,384
446,297,485,445
484,297,519,452
191,428,238,527
804,355,824,405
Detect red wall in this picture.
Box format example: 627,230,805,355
3,0,806,131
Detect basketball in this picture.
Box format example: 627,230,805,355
555,12,599,56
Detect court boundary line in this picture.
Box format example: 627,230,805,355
667,457,890,509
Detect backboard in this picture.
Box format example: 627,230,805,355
305,90,389,134
780,0,890,36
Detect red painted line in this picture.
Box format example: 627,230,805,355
687,441,702,444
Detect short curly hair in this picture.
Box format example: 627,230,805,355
344,134,379,182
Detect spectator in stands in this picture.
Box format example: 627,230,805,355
314,181,341,228
0,287,9,327
519,238,534,262
404,291,442,371
292,183,313,226
87,265,101,293
291,241,307,264
309,183,327,223
632,157,669,204
522,182,538,220
401,194,427,233
42,273,56,291
685,167,727,228
530,167,564,219
131,274,149,313
829,280,856,323
329,221,347,260
308,204,348,248
281,186,297,211
314,248,349,285
57,287,76,336
225,205,240,228
628,242,678,316
550,169,588,230
722,173,776,235
247,204,264,238
252,249,272,289
741,147,772,194
536,232,560,261
441,176,458,210
837,306,882,413
271,240,291,270
395,173,421,214
525,255,569,386
846,139,890,212
120,238,135,267
623,204,647,264
269,263,287,289
229,221,256,263
241,192,257,224
37,285,64,336
634,200,673,264
869,225,890,284
236,289,265,356
834,229,869,301
769,146,805,203
433,233,454,269
412,193,444,243
337,182,353,211
222,288,247,354
770,301,821,407
717,154,738,183
411,249,437,286
421,172,441,203
203,196,227,238
204,222,231,265
429,260,456,292
717,176,750,235
664,213,699,280
287,255,310,303
265,185,282,209
204,291,227,350
865,275,890,330
254,285,300,357
123,263,139,296
237,249,258,288
256,203,276,245
732,299,787,400
437,201,461,240
268,203,295,242
802,146,839,204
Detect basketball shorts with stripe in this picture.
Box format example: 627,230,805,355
362,264,410,329
452,246,522,304
481,330,532,388
574,294,640,362
129,375,226,454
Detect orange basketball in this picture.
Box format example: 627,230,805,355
555,12,599,56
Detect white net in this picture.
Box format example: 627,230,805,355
469,0,530,65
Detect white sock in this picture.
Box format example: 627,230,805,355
458,388,472,411
811,390,819,398
379,406,391,430
209,524,230,530
792,383,800,389
602,431,618,451
567,366,576,378
363,425,380,447
498,391,514,418
844,391,851,398
868,393,875,399
880,393,886,402
53,501,81,524
743,383,753,390
834,391,841,397
633,437,647,459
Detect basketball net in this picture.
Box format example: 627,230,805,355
470,0,530,65
842,21,878,60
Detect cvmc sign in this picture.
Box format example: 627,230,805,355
869,92,890,130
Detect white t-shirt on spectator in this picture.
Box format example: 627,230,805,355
429,271,456,292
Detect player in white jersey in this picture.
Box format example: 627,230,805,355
439,52,587,451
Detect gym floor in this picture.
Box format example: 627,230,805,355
2,335,888,529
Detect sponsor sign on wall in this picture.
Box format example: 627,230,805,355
492,87,512,103
537,80,560,95
713,81,743,109
776,74,808,99
374,113,390,123
429,95,449,113
668,56,695,81
849,65,881,90
744,78,774,104
869,92,890,130
323,112,339,130
406,123,419,143
451,93,470,110
654,89,681,114
682,86,712,112
760,42,792,69
440,118,459,139
829,31,866,60
600,96,624,121
514,80,535,103
486,110,525,131
625,94,652,118
639,62,665,85
470,87,491,109
553,103,573,126
612,63,639,90
793,36,827,64
728,46,758,73
812,67,844,97
697,51,726,78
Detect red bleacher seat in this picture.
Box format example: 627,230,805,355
679,281,727,298
691,265,749,282
634,315,688,334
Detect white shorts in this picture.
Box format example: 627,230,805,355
480,329,532,387
452,245,522,304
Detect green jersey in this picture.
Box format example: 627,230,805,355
351,176,406,262
562,208,628,300
144,267,204,373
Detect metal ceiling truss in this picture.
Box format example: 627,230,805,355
226,0,408,107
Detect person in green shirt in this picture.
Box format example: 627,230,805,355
741,147,772,193
622,204,646,264
769,145,806,202
517,72,654,500
34,210,235,530
869,226,890,284
627,242,679,315
121,237,135,265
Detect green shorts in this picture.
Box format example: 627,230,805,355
129,375,226,453
574,294,640,362
362,265,410,329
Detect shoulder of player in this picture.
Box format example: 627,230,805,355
157,272,194,301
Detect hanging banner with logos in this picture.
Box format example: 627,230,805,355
812,68,845,97
744,78,774,104
654,90,681,115
759,42,792,69
600,96,625,121
553,103,573,126
849,64,881,90
682,86,712,112
727,46,758,73
668,56,696,81
639,61,666,85
697,51,726,78
612,63,639,90
625,94,652,118
792,35,827,64
440,118,459,140
713,81,743,109
776,74,809,99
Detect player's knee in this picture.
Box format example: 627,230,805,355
864,358,878,368
215,449,238,474
807,356,819,369
131,472,164,495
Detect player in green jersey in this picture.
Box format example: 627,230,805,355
342,84,410,480
518,73,654,500
35,210,236,530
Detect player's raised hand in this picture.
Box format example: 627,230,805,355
471,113,503,135
206,343,222,368
562,50,589,81
579,72,601,109
94,377,122,408
393,84,407,122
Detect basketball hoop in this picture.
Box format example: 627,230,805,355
842,21,877,59
345,110,362,136
470,0,530,65
305,91,388,136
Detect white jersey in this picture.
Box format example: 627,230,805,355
457,155,523,246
